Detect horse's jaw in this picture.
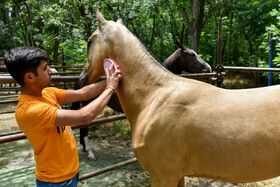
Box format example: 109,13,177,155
80,61,105,84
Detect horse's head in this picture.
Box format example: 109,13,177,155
80,9,124,84
163,41,212,74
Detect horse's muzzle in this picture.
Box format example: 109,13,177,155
78,69,89,87
202,66,212,73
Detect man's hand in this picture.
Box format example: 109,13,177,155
105,63,122,91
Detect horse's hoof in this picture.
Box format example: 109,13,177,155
88,155,96,161
88,151,96,161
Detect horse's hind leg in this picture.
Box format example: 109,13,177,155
84,136,96,161
177,177,185,187
80,127,96,161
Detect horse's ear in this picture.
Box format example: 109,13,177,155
96,8,107,28
175,40,184,50
117,17,124,24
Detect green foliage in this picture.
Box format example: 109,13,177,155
257,2,280,83
0,0,279,80
112,120,131,140
269,8,280,65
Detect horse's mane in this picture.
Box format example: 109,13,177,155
134,37,162,64
87,22,162,65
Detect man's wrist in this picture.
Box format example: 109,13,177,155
105,86,115,93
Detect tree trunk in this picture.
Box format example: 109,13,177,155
20,18,29,46
254,40,260,87
180,23,185,44
129,20,139,38
24,1,34,46
227,12,234,65
79,4,92,40
53,26,60,63
149,14,156,49
2,3,11,49
191,0,199,51
12,3,18,39
180,0,205,52
222,34,227,61
4,7,10,25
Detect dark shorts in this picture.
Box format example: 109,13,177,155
36,172,79,187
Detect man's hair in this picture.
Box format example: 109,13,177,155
3,46,48,85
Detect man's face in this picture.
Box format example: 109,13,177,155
34,60,52,89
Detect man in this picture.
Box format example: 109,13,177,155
3,46,122,186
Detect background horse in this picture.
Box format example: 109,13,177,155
163,40,211,74
81,9,280,187
75,34,212,161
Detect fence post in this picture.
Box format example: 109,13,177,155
62,48,66,72
216,18,224,87
269,31,274,86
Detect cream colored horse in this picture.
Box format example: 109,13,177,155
82,9,280,187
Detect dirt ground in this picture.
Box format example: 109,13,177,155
1,74,280,186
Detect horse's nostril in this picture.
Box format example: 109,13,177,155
202,69,211,73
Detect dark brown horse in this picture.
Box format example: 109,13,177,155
163,41,211,74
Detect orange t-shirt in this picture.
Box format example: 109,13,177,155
15,87,79,182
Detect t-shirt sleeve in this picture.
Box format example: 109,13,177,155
54,87,66,104
44,87,66,104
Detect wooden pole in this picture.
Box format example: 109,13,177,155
216,18,224,87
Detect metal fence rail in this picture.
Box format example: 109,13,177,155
0,114,126,144
223,66,280,73
79,158,138,181
0,75,80,84
0,72,216,85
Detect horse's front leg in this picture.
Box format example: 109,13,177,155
150,174,181,187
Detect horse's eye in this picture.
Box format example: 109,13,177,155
184,50,196,56
186,49,196,56
189,52,196,56
87,39,96,52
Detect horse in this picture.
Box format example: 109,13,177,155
163,41,212,74
76,31,212,160
81,9,280,187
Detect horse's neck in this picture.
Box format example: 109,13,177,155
111,36,173,124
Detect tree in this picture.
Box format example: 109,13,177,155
1,0,279,74
179,0,205,52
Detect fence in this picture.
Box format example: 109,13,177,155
223,66,280,73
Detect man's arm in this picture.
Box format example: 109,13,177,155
55,87,114,126
63,80,106,104
55,63,122,127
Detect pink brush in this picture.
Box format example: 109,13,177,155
103,58,120,73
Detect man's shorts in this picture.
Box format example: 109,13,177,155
36,172,79,187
